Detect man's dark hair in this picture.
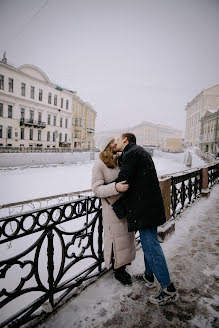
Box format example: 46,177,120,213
122,132,136,144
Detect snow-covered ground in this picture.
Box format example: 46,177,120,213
38,184,219,328
0,150,205,206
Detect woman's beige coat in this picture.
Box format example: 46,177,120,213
92,158,136,269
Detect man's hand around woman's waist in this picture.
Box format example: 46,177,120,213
115,181,129,192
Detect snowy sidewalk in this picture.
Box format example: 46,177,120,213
38,185,219,328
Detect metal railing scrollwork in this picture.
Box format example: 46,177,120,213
0,196,104,328
171,169,202,218
208,164,219,188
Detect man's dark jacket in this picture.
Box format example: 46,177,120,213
115,142,166,232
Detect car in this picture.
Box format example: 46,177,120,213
142,145,156,156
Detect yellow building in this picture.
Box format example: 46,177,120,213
72,93,96,149
162,138,183,152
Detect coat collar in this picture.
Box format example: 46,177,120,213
123,142,136,153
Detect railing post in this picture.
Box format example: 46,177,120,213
159,177,171,221
217,163,219,179
201,167,210,197
47,229,54,308
98,209,104,272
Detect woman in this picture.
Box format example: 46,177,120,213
92,136,136,286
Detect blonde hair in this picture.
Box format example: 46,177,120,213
99,142,117,168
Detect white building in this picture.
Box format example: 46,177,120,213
130,122,182,148
184,84,219,147
95,122,182,149
0,58,73,148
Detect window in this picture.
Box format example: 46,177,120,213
39,89,43,101
53,116,56,126
8,105,12,118
30,86,35,99
54,95,57,106
21,128,24,140
48,114,51,125
38,112,42,123
65,133,67,142
60,118,63,127
7,126,12,139
48,92,52,104
75,118,78,126
53,131,56,142
61,98,63,108
47,131,50,141
21,83,26,96
59,133,62,142
38,130,41,141
66,100,69,110
0,75,4,90
21,108,25,119
30,129,33,140
8,78,13,92
65,119,68,128
0,125,2,138
30,110,34,122
0,103,3,117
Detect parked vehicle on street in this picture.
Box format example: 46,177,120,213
142,145,156,156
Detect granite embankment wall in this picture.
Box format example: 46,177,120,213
0,152,99,167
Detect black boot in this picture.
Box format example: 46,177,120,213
114,266,132,286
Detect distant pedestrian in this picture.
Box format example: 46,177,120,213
92,136,136,286
185,151,192,167
114,132,179,305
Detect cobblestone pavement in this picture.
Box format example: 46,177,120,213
39,185,219,328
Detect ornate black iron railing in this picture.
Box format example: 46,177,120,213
208,164,219,188
171,169,202,218
0,196,104,328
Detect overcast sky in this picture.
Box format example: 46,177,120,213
0,0,218,133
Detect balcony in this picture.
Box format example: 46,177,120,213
59,142,71,148
87,127,95,133
20,118,46,128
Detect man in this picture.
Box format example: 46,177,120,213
114,132,178,305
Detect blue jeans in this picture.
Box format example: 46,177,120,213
139,227,171,288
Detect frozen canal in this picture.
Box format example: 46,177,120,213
0,150,205,206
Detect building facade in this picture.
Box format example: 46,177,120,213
0,57,96,150
184,84,219,147
95,122,182,150
0,59,72,148
130,122,182,148
200,109,219,154
72,95,96,149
